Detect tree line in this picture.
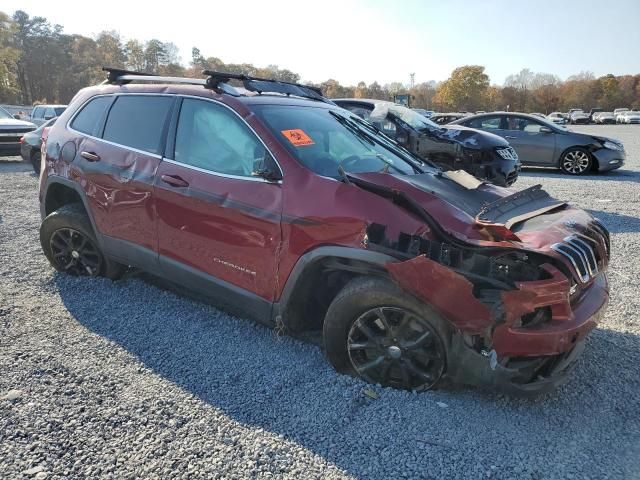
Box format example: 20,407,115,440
1,10,639,113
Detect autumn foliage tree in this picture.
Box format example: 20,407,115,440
0,9,639,110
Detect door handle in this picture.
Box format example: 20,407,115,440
80,151,100,162
161,174,189,188
504,135,517,139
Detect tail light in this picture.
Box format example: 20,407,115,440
42,127,51,140
19,136,24,144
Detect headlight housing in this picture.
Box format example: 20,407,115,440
603,140,624,151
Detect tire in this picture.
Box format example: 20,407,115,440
323,276,449,391
560,147,593,175
30,151,41,175
40,203,126,280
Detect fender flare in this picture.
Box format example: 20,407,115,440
40,176,104,248
273,246,398,322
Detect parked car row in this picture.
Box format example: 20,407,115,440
37,67,612,395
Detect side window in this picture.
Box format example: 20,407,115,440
33,107,44,119
470,116,502,130
70,96,113,136
103,96,173,154
506,116,542,132
174,99,266,177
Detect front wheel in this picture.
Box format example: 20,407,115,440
560,148,593,175
40,203,126,279
323,277,448,391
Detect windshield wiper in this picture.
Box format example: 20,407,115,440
330,111,427,174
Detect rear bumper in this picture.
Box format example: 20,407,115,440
593,148,625,171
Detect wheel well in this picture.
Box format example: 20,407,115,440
281,257,389,333
44,183,85,216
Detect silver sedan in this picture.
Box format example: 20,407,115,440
451,112,626,175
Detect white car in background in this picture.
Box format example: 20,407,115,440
547,112,567,125
595,112,616,124
614,108,629,123
619,110,640,124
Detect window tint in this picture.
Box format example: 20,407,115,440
506,116,542,132
103,96,173,154
174,99,265,177
70,96,113,136
469,116,502,129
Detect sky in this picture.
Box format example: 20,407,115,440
4,0,640,86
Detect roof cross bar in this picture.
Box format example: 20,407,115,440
101,66,330,103
203,70,331,104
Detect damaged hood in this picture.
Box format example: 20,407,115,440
437,124,509,149
346,170,573,244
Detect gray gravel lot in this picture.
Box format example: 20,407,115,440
1,125,639,479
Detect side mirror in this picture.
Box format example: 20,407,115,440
539,126,554,134
13,114,21,120
252,153,282,182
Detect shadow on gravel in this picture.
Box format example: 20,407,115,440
53,272,640,479
519,167,640,183
588,210,640,233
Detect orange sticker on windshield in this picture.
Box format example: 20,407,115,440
281,129,315,147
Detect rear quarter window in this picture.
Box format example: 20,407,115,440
102,96,173,155
70,96,113,136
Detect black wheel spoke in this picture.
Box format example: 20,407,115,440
348,341,378,351
375,308,392,334
403,331,432,350
355,320,381,343
404,357,434,383
355,356,385,373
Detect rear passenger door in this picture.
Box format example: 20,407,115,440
70,94,174,266
154,97,283,315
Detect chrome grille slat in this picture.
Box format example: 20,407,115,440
551,233,604,284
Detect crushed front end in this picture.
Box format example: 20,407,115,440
360,179,611,395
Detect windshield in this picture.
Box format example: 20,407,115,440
252,105,427,178
0,107,12,120
382,103,440,131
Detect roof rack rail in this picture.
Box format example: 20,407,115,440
102,66,207,87
101,66,331,103
202,70,331,104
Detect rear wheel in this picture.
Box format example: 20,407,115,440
40,203,126,279
323,277,448,391
560,148,593,175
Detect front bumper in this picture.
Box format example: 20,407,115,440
387,255,609,395
0,142,22,157
593,147,625,172
449,271,608,395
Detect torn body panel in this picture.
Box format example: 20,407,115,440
386,254,608,393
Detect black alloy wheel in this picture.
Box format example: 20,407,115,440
49,227,102,276
346,306,446,390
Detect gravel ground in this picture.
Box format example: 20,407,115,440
1,125,639,479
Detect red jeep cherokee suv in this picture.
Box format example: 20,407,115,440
38,68,610,394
